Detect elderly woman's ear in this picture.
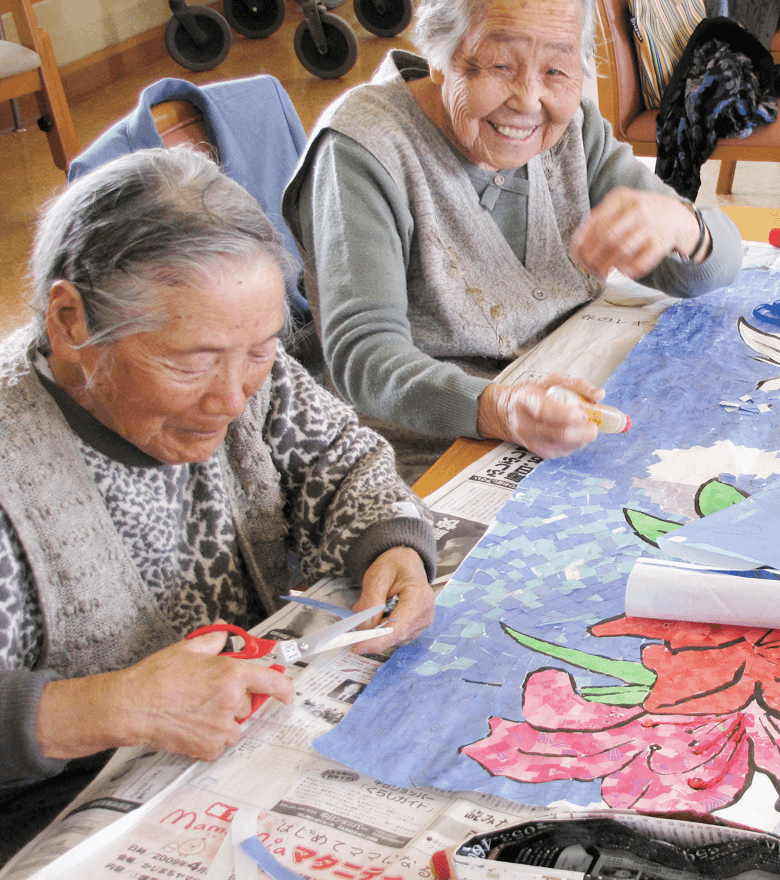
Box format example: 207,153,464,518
46,281,91,363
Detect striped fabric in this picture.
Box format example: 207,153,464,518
629,0,707,108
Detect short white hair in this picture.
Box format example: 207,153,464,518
413,0,597,76
31,146,296,348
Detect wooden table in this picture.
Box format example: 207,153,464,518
722,205,780,241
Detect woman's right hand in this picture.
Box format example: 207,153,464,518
36,629,295,763
476,374,603,458
570,187,711,280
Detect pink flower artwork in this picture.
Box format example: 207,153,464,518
461,480,780,815
461,610,780,814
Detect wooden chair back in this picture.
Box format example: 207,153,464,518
150,99,211,151
596,0,780,194
596,0,648,144
0,0,78,170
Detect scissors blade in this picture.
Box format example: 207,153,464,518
314,626,393,653
275,604,386,665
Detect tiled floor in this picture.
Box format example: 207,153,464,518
1,6,779,340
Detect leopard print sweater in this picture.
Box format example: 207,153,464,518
0,327,435,786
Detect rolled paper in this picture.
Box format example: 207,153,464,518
625,557,780,627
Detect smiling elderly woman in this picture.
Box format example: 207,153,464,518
282,0,743,483
0,147,435,852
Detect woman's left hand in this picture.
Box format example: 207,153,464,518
350,547,435,655
570,187,710,280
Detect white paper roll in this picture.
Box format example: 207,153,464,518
625,557,780,627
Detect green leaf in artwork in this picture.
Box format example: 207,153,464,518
624,508,681,546
695,477,748,518
501,624,657,687
579,684,652,705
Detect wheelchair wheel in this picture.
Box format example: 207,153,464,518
353,0,412,36
224,0,286,38
165,6,232,71
294,12,358,79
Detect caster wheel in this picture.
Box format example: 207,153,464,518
37,114,54,132
294,12,358,78
165,6,232,71
353,0,412,36
224,0,286,38
292,0,344,11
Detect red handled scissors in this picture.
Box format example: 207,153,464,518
186,604,392,719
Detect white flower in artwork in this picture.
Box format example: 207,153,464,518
645,440,780,484
632,441,780,520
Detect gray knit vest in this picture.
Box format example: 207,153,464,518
0,327,287,679
288,50,602,365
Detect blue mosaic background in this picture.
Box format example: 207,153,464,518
316,269,780,807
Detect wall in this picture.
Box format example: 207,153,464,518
3,0,170,66
0,0,598,125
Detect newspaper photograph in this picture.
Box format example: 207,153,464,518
443,811,780,880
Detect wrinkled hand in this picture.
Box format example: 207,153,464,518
570,187,710,280
351,547,435,655
117,629,296,760
38,628,295,763
477,374,603,458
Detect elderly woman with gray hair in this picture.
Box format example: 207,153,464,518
0,147,435,853
283,0,743,483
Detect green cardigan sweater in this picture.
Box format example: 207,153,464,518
283,50,742,449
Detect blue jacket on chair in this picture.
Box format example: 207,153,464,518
68,76,310,322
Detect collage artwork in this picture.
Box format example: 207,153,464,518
316,266,780,830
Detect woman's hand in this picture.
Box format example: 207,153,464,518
477,373,603,458
570,187,711,280
37,628,295,763
350,547,435,655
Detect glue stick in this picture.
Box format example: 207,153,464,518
546,385,631,434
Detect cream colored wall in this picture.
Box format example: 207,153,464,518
3,0,169,66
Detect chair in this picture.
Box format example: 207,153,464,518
68,76,323,376
71,95,207,166
69,77,306,306
0,0,78,171
596,0,780,195
150,99,209,150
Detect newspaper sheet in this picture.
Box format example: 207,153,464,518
0,582,362,880
5,251,777,879
7,607,551,880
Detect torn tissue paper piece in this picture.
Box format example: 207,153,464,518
720,387,780,414
657,490,780,570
